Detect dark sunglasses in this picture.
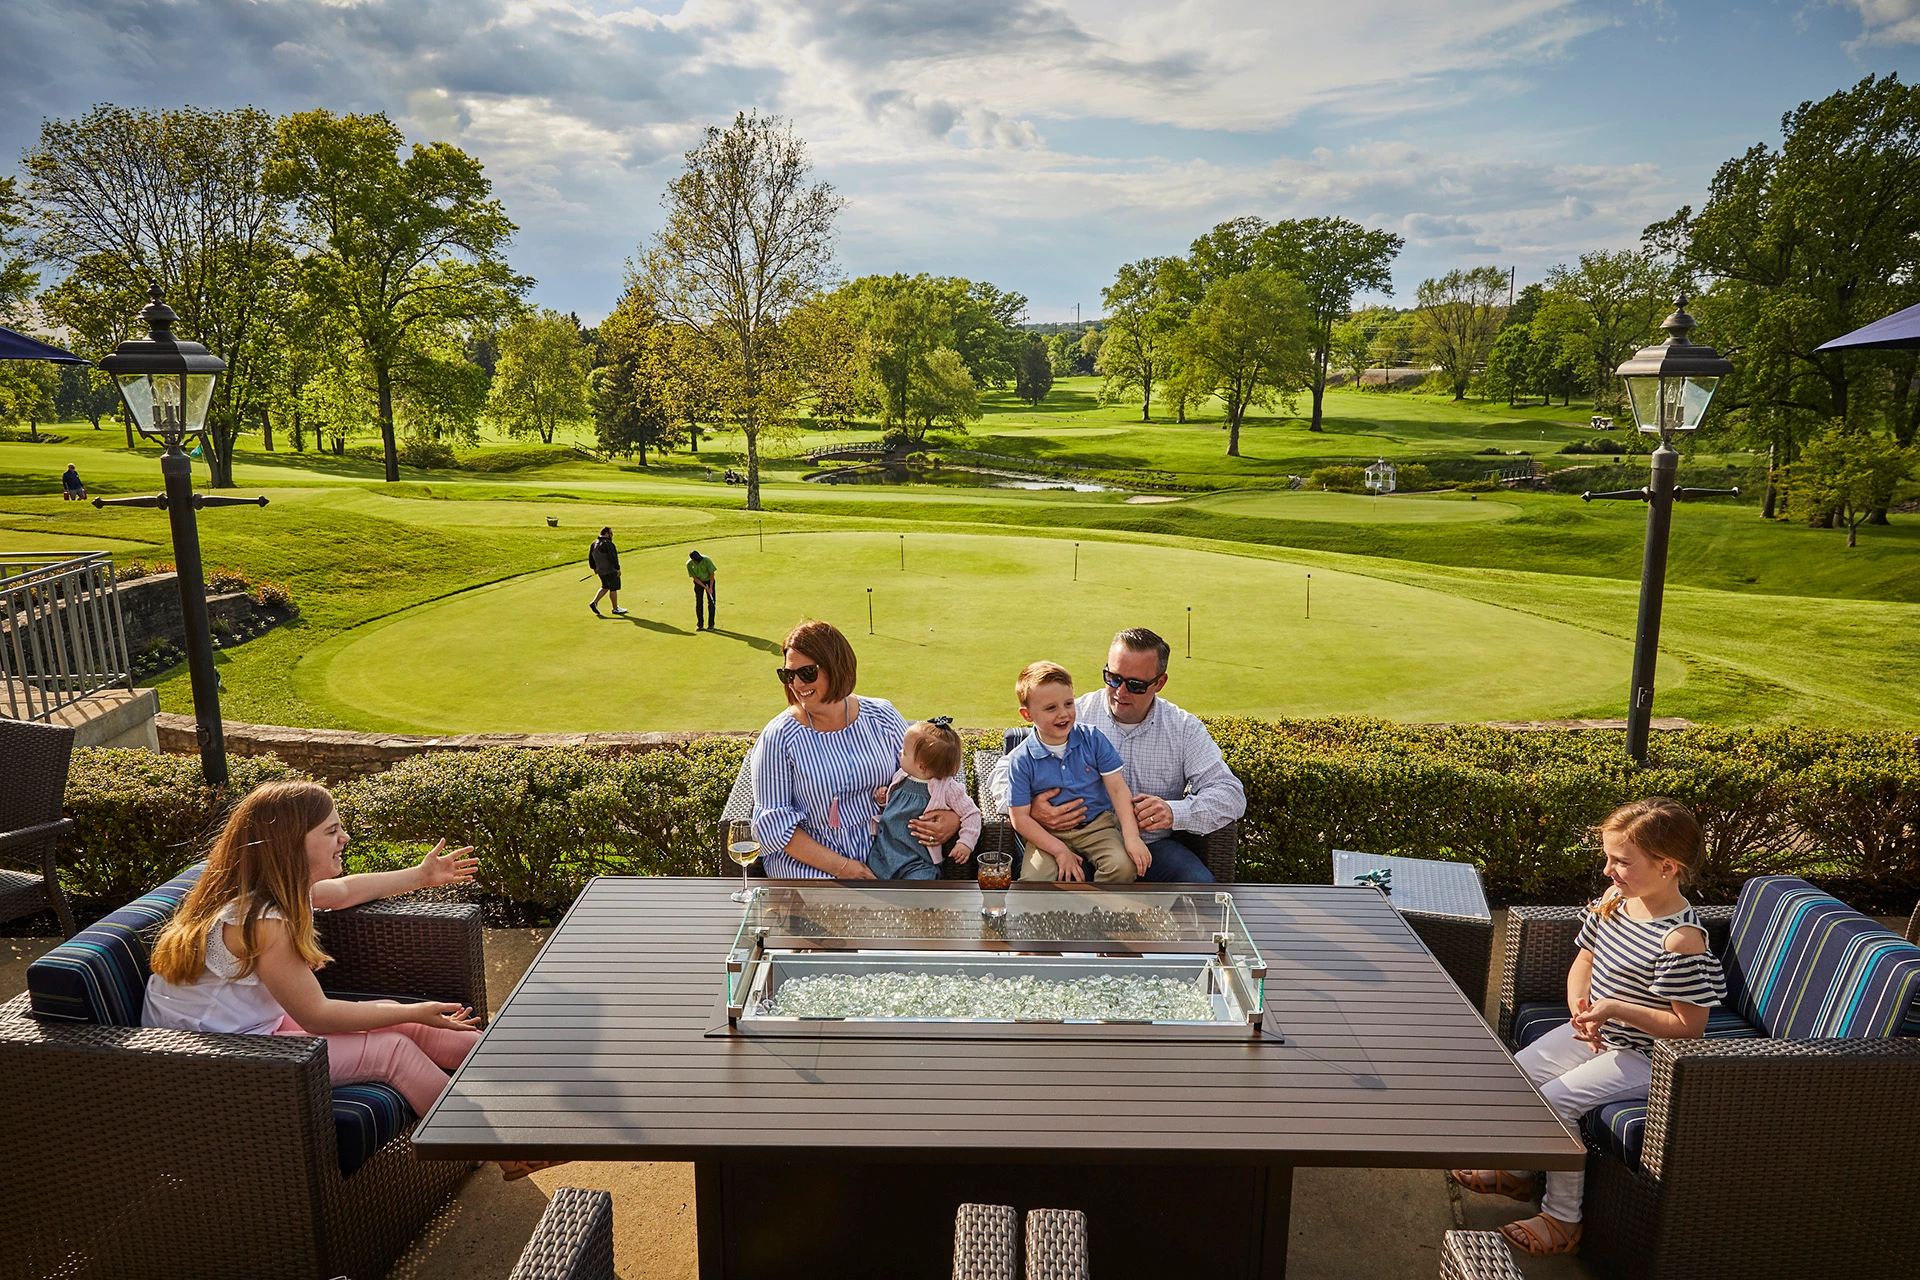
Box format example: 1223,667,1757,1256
1103,668,1159,695
776,664,821,685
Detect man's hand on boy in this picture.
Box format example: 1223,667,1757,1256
1028,788,1087,832
1124,839,1153,877
1131,794,1174,832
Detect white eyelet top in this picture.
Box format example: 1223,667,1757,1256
143,901,291,1036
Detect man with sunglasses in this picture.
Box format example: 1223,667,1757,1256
986,627,1246,882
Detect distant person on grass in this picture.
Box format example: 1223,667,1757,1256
688,549,718,631
61,463,85,501
588,527,626,616
987,627,1246,883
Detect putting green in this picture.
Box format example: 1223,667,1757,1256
304,532,1674,732
1184,489,1519,524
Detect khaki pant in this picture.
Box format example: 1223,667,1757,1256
1019,810,1137,883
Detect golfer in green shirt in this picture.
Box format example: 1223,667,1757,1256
687,550,718,631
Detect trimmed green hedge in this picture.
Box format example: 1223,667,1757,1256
54,721,1919,918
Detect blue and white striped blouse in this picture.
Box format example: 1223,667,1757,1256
751,697,907,878
1577,900,1727,1054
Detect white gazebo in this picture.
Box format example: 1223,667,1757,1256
1364,458,1397,494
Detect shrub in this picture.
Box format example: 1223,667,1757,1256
1310,465,1366,492
457,444,577,473
250,579,293,608
60,750,303,905
118,559,174,582
397,437,459,469
1394,463,1435,491
1456,478,1501,493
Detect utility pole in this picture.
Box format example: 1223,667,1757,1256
1509,267,1516,307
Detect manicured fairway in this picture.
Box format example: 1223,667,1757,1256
1181,489,1519,524
304,531,1666,732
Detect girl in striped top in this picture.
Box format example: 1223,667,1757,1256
1452,798,1727,1258
751,620,961,879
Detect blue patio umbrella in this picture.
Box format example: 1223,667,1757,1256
0,325,87,364
1814,300,1920,352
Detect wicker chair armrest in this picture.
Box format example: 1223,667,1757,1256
0,817,74,856
952,1202,1017,1280
1025,1207,1089,1280
1202,821,1239,884
1695,903,1734,954
509,1186,615,1280
972,751,1015,859
315,898,488,1023
1439,1229,1526,1280
716,754,756,871
1497,905,1586,1044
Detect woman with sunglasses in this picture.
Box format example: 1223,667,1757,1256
749,620,962,879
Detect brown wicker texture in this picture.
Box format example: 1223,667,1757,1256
508,1186,615,1280
0,715,78,936
1024,1208,1089,1280
718,753,976,880
972,750,1238,883
1504,910,1920,1280
0,895,485,1279
1906,897,1918,945
953,1202,1019,1280
1498,905,1734,1045
316,897,491,1022
1403,911,1494,1009
1438,1230,1524,1280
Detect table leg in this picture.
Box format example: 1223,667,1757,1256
1254,1164,1294,1278
696,1160,725,1280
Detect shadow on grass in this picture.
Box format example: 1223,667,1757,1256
617,615,692,636
709,628,781,653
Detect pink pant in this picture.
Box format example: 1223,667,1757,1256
275,1008,480,1116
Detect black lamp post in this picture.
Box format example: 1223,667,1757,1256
1582,301,1737,764
95,286,266,787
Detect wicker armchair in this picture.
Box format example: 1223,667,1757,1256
1439,1230,1524,1279
1497,882,1920,1279
972,749,1239,883
716,751,976,880
1024,1208,1089,1280
509,1187,614,1280
951,1204,1091,1280
0,870,488,1280
0,716,78,937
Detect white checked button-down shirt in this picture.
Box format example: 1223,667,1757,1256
987,691,1246,841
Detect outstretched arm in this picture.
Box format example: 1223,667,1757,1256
311,841,477,911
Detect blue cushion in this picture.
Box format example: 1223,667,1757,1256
332,1083,414,1177
27,866,204,1024
1511,1001,1766,1049
1728,876,1920,1039
1581,1101,1647,1168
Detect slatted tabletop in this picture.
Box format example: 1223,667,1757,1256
412,878,1582,1170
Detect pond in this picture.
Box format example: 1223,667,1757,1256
804,462,1117,492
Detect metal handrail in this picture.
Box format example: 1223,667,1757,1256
0,552,134,723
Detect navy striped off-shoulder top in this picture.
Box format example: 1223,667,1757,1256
1576,899,1727,1054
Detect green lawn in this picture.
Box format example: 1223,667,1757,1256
1,383,1912,732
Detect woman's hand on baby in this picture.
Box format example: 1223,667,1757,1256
838,857,877,880
411,1002,480,1032
418,840,479,887
871,785,890,804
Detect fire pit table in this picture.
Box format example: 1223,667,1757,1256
412,878,1580,1279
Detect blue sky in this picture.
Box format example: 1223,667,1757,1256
3,0,1916,322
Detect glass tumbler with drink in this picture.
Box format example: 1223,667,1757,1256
727,820,761,903
977,849,1012,919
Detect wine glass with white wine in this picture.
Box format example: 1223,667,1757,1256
726,820,760,903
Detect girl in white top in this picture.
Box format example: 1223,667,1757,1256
144,780,557,1181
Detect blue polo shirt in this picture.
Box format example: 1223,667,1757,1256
1006,724,1124,822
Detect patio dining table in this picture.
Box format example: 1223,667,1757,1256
411,877,1583,1279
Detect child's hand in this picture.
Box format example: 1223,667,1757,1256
410,1002,480,1032
419,840,479,887
1053,848,1086,882
950,845,973,865
1125,838,1152,877
872,785,890,804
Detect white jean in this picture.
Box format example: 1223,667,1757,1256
1507,1021,1652,1222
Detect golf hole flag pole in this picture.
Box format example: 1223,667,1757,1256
1582,300,1738,764
94,285,267,788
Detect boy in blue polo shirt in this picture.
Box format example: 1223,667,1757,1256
1007,661,1153,883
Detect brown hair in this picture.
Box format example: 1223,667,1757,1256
1590,796,1705,919
781,620,858,705
1112,627,1171,676
149,781,337,984
1016,661,1074,707
905,720,962,779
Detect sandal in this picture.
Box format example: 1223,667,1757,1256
498,1159,570,1183
1448,1169,1536,1201
1501,1213,1582,1256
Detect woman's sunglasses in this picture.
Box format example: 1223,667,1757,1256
1103,668,1159,695
776,664,821,685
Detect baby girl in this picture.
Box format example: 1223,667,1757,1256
867,717,982,880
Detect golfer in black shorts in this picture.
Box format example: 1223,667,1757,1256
588,527,626,616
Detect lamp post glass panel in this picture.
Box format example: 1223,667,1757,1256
96,286,266,788
1591,302,1735,763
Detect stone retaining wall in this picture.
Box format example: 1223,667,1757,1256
152,713,1691,783
118,572,289,654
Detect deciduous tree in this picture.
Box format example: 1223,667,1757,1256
1015,335,1053,407
1413,267,1508,400
1788,423,1913,546
1256,218,1402,431
1185,270,1311,456
1098,256,1189,421
906,347,979,437
488,309,590,444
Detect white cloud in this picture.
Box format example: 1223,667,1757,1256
1832,0,1920,44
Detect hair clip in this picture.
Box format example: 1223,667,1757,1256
928,715,953,728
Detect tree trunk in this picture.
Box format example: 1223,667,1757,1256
207,428,234,489
1761,441,1777,519
1867,508,1889,526
745,427,761,512
1308,376,1325,432
689,424,700,453
124,407,135,449
291,405,304,453
1226,397,1242,457
1847,509,1858,548
262,409,273,452
375,363,399,482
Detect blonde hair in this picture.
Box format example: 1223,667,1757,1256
149,781,337,984
905,720,962,779
781,620,858,705
1016,661,1073,707
1590,796,1705,920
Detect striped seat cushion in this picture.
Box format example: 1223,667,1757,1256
1728,876,1920,1039
1511,1001,1764,1049
332,1082,415,1177
1581,1101,1648,1169
26,866,204,1025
